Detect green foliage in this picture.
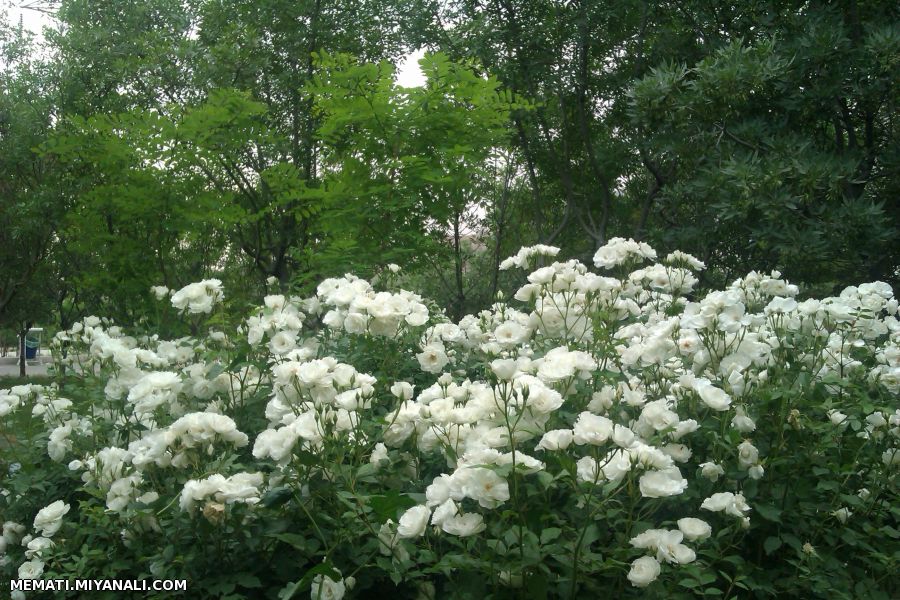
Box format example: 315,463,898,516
297,51,528,292
0,13,67,327
438,0,900,292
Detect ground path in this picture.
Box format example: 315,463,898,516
0,356,52,378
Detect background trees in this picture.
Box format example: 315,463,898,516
436,0,899,291
0,0,897,333
0,9,67,367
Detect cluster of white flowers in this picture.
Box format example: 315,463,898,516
253,358,377,462
170,279,224,314
0,384,46,418
314,275,429,337
3,501,72,581
3,242,896,594
593,237,657,269
127,412,249,469
244,293,305,350
179,472,264,513
379,237,896,585
498,244,560,270
627,518,712,586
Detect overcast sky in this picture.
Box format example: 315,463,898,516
3,2,426,86
3,1,50,36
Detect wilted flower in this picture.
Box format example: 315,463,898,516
311,570,346,600
832,507,852,524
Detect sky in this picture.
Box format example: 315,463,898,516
396,47,427,87
3,1,50,36
2,2,426,86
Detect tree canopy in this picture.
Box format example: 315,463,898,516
0,0,897,330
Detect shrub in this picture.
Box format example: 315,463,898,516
1,239,897,599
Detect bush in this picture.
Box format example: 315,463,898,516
1,240,897,599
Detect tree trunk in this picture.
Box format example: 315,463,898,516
453,210,465,320
18,323,27,378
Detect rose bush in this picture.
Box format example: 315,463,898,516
1,238,897,599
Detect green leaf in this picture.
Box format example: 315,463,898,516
540,528,562,545
369,491,417,521
235,574,262,589
270,533,309,552
764,536,783,555
754,503,783,523
260,487,293,509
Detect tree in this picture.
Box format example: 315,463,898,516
0,9,67,333
436,0,900,291
306,52,526,315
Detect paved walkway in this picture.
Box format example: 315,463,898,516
0,356,52,377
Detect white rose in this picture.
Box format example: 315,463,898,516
731,409,756,433
697,382,732,411
490,358,519,380
269,331,297,355
671,419,699,440
430,499,458,527
828,410,848,426
699,461,725,482
18,559,44,580
343,312,368,334
737,440,759,468
627,556,661,588
572,412,614,445
417,345,450,374
661,443,692,463
441,513,486,537
701,492,734,513
639,467,688,498
677,517,712,542
576,456,601,483
612,424,636,448
390,381,415,401
701,492,751,518
535,429,574,452
396,505,431,539
150,286,169,300
25,536,54,559
33,500,70,538
370,443,389,467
